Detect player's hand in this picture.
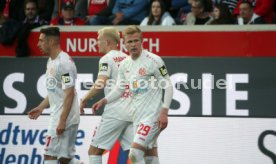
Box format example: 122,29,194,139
158,108,168,130
28,107,43,120
79,99,87,115
92,98,107,114
112,12,124,25
56,121,66,135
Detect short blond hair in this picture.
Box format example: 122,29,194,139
98,27,120,44
122,25,142,39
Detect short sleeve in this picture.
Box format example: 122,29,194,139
60,61,77,90
98,56,112,77
153,57,170,80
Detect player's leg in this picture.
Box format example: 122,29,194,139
58,124,81,164
88,145,105,164
145,147,159,164
44,135,58,164
129,143,146,164
44,124,80,164
129,121,159,164
118,122,134,151
89,117,129,164
145,133,160,164
44,155,58,164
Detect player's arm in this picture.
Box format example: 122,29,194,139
57,61,77,135
159,76,173,130
28,96,49,119
154,58,173,130
92,64,126,111
81,57,111,114
57,86,75,135
80,75,108,114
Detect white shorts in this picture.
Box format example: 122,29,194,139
44,124,79,159
90,117,133,151
133,121,160,149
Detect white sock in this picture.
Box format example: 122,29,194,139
69,158,82,164
129,148,145,164
44,160,58,164
89,155,102,164
145,156,160,164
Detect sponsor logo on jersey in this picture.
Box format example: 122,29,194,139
99,63,108,71
61,73,70,83
159,65,168,76
113,56,126,63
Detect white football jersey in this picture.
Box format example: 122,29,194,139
117,50,170,125
98,50,132,121
46,51,80,135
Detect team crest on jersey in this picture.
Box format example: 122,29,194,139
61,73,70,83
159,65,168,76
139,67,146,76
99,63,108,71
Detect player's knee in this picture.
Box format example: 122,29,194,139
129,148,145,163
88,146,104,155
145,147,158,156
59,158,71,164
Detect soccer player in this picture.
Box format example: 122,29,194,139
93,25,173,164
28,27,81,164
79,27,133,164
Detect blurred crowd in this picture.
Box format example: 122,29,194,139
0,0,276,56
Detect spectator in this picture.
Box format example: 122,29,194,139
52,0,76,19
16,0,48,57
210,3,235,24
237,0,266,25
75,0,115,25
50,0,85,25
233,0,274,23
91,0,149,25
141,0,175,26
184,0,213,25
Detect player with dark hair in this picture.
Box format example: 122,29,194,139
28,26,81,164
